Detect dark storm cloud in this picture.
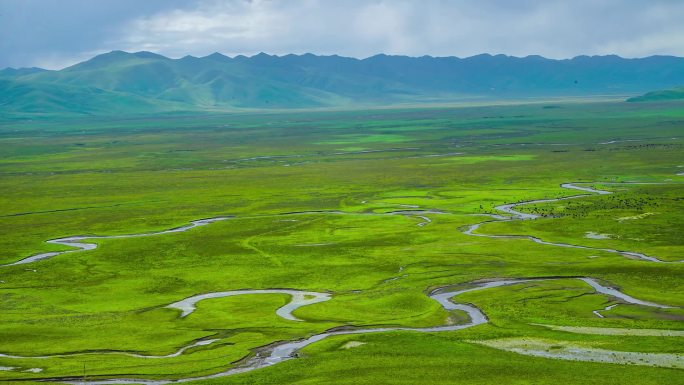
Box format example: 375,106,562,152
2,0,684,69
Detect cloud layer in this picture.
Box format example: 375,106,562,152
2,0,684,69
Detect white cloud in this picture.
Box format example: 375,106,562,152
110,0,684,61
4,0,684,68
116,0,294,56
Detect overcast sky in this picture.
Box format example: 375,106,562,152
2,0,684,69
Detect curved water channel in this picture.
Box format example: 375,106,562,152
0,218,233,267
13,276,673,384
1,210,446,268
167,289,332,320
1,182,681,382
3,182,675,268
463,182,682,263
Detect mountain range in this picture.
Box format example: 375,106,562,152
2,51,684,115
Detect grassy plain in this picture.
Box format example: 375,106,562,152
0,100,682,384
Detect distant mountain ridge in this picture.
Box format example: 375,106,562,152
2,51,684,115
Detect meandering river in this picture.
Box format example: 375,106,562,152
1,181,681,383
17,276,671,384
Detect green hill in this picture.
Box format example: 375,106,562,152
627,86,684,102
3,51,684,115
0,79,189,115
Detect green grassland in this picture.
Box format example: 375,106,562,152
0,100,683,384
628,87,684,102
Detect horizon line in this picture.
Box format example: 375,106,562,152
4,50,684,72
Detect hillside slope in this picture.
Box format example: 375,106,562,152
3,51,684,115
627,86,684,102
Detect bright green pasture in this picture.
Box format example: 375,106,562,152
486,184,684,261
0,100,682,383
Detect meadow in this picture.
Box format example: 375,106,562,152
0,100,682,384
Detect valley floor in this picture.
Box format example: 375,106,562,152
0,100,682,384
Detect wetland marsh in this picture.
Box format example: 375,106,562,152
0,100,683,384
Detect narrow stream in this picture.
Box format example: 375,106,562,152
462,182,681,263
25,276,672,385
3,182,677,267
1,182,681,383
0,218,232,267
1,210,445,268
167,289,331,320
